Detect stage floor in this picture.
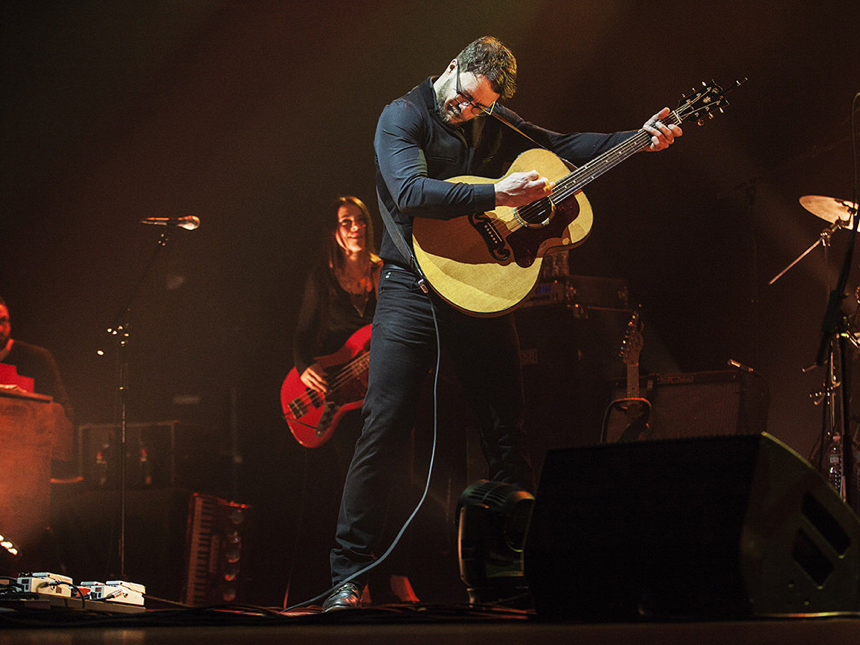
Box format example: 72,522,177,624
1,603,858,645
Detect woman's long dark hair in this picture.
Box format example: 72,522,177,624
315,196,380,345
324,195,378,275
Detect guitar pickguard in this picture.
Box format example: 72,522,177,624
507,197,582,268
317,401,338,437
469,211,510,262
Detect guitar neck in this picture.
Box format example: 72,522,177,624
626,362,640,399
553,109,684,202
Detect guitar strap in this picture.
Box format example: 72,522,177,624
490,111,547,150
491,112,576,170
375,191,430,293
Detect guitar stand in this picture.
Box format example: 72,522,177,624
600,397,652,443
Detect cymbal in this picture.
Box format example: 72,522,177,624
800,195,858,227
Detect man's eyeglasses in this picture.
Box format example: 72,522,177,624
454,61,496,116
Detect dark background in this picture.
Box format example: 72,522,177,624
2,0,859,605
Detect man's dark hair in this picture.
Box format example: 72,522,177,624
457,36,517,100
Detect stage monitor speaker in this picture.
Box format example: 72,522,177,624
524,433,860,622
605,370,770,442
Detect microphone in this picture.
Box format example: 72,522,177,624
140,215,200,230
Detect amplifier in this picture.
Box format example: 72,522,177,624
78,421,218,491
604,370,770,443
515,303,634,471
520,275,631,312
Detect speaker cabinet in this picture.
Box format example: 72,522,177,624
78,421,222,492
524,433,860,621
605,370,770,442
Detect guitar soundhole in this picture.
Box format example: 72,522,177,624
514,197,555,229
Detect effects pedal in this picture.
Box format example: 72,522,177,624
15,572,75,598
79,580,146,606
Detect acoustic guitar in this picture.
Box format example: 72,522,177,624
280,324,371,448
413,80,738,316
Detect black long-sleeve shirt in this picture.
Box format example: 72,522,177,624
373,76,634,267
292,263,379,376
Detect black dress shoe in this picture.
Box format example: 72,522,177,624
322,582,362,611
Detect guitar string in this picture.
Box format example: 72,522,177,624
326,351,369,391
541,107,688,206
517,109,684,224
511,131,650,227
514,107,688,227
290,350,370,413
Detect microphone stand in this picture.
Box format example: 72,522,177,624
107,228,172,579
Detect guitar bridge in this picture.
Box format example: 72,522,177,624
469,211,510,262
317,401,336,437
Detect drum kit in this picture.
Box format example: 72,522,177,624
765,195,860,510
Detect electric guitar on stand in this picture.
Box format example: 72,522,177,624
413,80,743,316
280,324,371,448
602,307,651,442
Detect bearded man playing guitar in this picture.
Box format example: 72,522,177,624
323,36,681,611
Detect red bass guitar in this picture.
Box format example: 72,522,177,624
280,324,371,448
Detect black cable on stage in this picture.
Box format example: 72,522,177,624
284,289,443,612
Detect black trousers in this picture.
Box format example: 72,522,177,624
330,264,535,586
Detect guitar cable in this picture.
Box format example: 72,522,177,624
284,290,443,612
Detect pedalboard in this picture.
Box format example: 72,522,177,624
1,572,147,612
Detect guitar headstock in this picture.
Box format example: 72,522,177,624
676,78,746,126
620,308,644,366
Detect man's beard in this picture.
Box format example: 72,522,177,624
437,97,466,126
